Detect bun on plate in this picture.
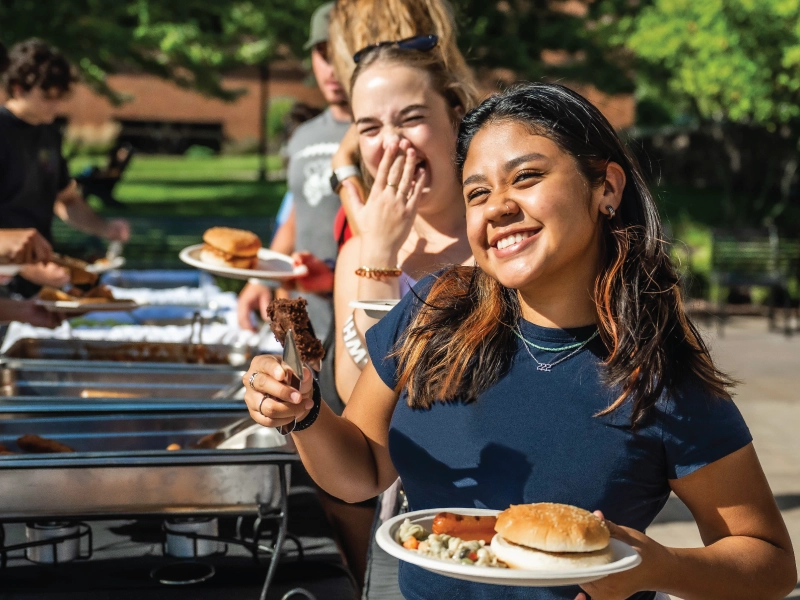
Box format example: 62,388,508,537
201,227,261,269
490,503,613,570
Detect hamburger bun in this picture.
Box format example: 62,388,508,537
495,503,610,553
202,227,261,258
491,503,613,570
199,247,258,270
490,534,614,570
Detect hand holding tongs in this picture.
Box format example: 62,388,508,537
212,330,307,446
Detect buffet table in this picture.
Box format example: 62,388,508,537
1,274,282,356
0,271,321,600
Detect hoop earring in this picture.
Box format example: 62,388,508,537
605,205,615,220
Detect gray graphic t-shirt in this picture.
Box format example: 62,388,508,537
285,108,350,337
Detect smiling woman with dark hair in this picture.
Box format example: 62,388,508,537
244,83,796,600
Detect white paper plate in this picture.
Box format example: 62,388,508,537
85,256,126,273
179,244,308,281
35,299,141,314
376,508,641,587
349,299,401,319
0,264,21,276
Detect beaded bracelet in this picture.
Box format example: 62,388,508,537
355,266,402,279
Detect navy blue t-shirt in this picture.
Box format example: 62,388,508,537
365,275,751,600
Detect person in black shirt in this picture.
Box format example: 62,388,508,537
0,39,129,293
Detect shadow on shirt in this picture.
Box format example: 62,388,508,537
390,430,533,510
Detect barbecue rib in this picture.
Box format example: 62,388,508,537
266,298,325,363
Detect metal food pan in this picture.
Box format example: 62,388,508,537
0,411,297,521
1,358,245,400
3,338,253,366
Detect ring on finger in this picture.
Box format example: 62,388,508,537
386,181,398,188
258,394,269,416
249,371,260,391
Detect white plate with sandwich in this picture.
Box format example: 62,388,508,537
179,227,307,281
349,299,401,319
376,504,641,587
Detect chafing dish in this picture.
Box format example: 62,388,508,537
0,411,296,521
0,357,244,402
3,338,252,365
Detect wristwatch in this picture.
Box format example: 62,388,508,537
329,165,362,193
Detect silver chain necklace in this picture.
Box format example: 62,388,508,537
513,325,599,372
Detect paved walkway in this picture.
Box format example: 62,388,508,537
646,317,800,597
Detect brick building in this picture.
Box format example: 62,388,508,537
44,64,633,154
51,62,324,153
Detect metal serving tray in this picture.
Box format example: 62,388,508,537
0,411,297,521
0,358,245,401
3,338,252,366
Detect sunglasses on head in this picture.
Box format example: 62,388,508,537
352,34,439,64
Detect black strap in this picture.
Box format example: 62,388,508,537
292,378,322,432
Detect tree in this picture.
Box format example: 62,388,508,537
618,0,800,125
1,0,638,101
604,0,800,226
0,0,320,102
454,0,635,95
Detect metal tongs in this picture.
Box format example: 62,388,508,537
277,329,304,435
211,330,304,448
282,329,303,391
106,240,124,262
51,253,98,285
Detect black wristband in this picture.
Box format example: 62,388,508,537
292,378,322,432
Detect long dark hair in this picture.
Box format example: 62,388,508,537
394,83,733,427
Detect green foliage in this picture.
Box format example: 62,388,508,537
613,0,800,125
0,0,321,102
183,144,216,157
267,96,295,140
69,154,285,213
454,0,635,94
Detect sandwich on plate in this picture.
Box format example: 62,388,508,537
490,503,614,570
200,227,262,269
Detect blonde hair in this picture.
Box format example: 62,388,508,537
351,45,479,119
328,0,477,97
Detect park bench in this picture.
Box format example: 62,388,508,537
75,143,135,209
710,228,800,335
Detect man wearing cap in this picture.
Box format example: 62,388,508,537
238,4,377,590
238,1,350,344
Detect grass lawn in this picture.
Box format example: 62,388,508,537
56,154,288,269
70,154,287,217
